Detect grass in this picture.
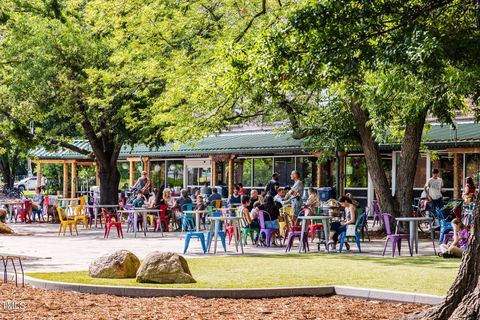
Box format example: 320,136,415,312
28,254,461,296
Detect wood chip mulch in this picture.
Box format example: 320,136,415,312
0,282,425,320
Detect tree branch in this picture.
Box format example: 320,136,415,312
234,0,266,43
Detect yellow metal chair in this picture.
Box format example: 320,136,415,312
213,200,222,208
73,196,88,228
56,207,78,236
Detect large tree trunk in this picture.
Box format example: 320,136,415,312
394,113,427,217
405,195,480,320
0,151,17,188
97,160,120,205
349,101,398,216
350,101,427,218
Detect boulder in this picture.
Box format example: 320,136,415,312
0,222,14,234
89,250,140,279
136,252,195,284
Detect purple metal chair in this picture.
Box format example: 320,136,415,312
256,210,280,248
382,213,412,257
372,200,382,227
283,212,309,252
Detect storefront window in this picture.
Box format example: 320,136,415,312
296,157,313,187
345,157,368,188
274,158,295,186
253,158,273,187
166,160,183,187
239,159,251,187
150,161,165,190
117,161,130,190
431,153,453,188
413,155,427,188
465,154,480,183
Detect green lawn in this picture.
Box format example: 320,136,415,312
28,254,460,296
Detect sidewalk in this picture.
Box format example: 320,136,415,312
1,223,438,272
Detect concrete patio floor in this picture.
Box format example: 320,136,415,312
1,222,439,273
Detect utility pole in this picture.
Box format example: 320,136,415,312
27,121,34,177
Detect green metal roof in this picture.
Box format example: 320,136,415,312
29,131,306,160
28,122,480,160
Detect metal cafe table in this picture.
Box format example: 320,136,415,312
84,204,119,228
297,215,333,253
395,216,435,255
117,208,161,237
207,215,244,254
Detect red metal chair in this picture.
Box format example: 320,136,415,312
154,204,170,232
102,208,123,239
16,200,32,223
306,208,324,242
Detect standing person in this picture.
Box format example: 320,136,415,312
462,176,477,204
424,168,445,216
133,171,151,196
40,175,47,192
288,170,304,215
265,172,280,197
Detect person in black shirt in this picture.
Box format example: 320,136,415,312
265,172,280,197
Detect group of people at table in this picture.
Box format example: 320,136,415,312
2,168,474,257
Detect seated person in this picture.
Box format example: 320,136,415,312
259,195,280,229
305,187,320,213
200,182,212,196
236,183,245,196
207,187,222,206
174,189,193,210
440,218,469,258
118,192,127,209
228,186,242,206
250,201,262,222
162,188,175,207
273,187,286,207
195,195,207,211
247,189,262,211
328,196,356,252
240,195,260,230
132,191,146,208
31,187,44,213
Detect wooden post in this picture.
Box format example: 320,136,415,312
63,162,68,197
71,161,77,198
453,153,462,199
36,162,42,189
314,153,323,187
129,160,135,187
143,157,150,174
339,152,346,196
95,162,100,186
228,156,234,198
211,160,218,186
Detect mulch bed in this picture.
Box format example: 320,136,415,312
0,282,426,319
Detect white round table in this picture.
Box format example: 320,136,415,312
207,216,244,255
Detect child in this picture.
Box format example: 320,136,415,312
439,218,469,258
132,191,145,208
305,187,320,212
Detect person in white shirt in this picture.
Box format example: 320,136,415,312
424,168,445,216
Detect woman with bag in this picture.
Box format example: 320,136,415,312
327,196,356,253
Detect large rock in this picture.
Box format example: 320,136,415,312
89,250,140,279
136,252,195,284
0,222,14,234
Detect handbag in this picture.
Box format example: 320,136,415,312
346,224,356,237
